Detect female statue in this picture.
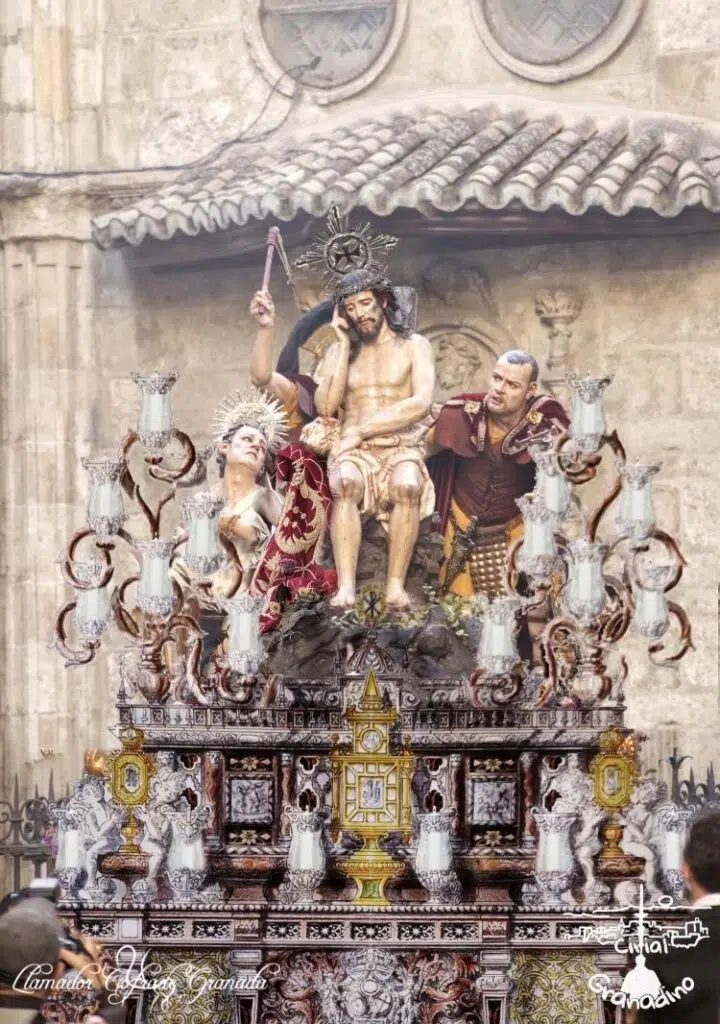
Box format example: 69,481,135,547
209,387,288,594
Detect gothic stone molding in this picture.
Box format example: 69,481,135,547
470,0,646,83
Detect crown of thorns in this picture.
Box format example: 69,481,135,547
295,204,398,299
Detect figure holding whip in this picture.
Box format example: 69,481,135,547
249,225,331,439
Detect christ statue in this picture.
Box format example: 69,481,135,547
310,267,435,609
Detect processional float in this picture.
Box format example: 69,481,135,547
44,206,698,1024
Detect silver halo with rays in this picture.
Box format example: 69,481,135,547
295,204,398,297
211,386,289,453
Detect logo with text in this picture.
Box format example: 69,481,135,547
13,945,280,1012
569,891,707,1012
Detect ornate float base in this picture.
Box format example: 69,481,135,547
56,902,688,1024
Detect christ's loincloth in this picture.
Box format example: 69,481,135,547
324,424,435,526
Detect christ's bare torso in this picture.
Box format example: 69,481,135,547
335,334,415,431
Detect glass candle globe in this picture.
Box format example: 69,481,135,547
131,371,178,450
223,594,265,676
567,373,613,454
136,540,175,619
72,560,112,642
82,456,126,539
181,492,225,577
617,461,661,541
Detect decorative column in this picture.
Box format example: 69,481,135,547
280,753,295,839
531,809,576,907
449,754,463,837
534,288,583,405
203,751,225,850
0,0,106,856
478,950,512,1024
0,227,102,852
519,753,539,853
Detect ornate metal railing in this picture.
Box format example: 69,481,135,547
667,749,720,810
0,774,57,891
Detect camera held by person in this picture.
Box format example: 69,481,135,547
0,878,123,1024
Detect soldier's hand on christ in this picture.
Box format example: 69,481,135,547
331,303,350,340
250,290,274,326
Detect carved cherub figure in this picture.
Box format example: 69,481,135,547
545,753,610,903
77,777,124,894
619,775,667,899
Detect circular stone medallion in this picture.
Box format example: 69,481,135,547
247,0,409,104
471,0,646,82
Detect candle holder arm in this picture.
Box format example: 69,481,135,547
648,601,694,666
537,615,581,706
554,430,603,484
51,531,118,666
118,432,181,539
163,611,211,705
145,429,198,485
58,529,115,590
597,573,633,645
586,432,627,541
629,529,686,592
112,576,143,639
49,601,101,668
217,533,244,598
503,536,524,595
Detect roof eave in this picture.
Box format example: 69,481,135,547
118,203,720,270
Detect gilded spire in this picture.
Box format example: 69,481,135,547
358,668,383,712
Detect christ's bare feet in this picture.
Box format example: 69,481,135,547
385,579,412,609
330,586,356,609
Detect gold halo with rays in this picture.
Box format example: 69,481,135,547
295,204,398,293
211,386,289,453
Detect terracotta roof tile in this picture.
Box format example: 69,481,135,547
91,101,720,248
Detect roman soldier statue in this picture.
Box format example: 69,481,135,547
427,350,569,599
